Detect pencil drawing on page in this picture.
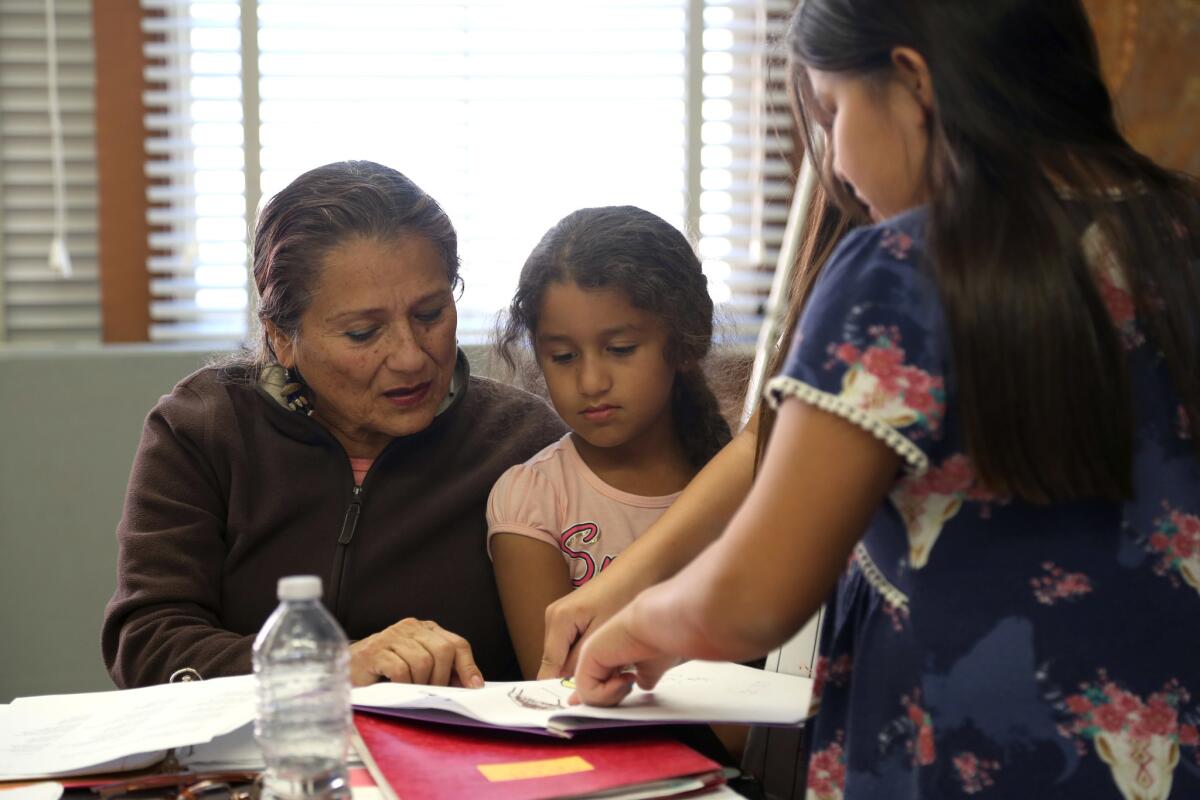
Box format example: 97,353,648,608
507,685,566,711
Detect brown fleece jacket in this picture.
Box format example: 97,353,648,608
102,353,565,688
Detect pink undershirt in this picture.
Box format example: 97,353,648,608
349,457,374,486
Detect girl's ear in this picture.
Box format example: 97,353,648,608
265,321,297,369
890,46,934,112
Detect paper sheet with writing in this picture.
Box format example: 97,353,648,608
352,660,812,736
0,675,256,780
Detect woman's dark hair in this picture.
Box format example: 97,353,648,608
497,206,732,468
222,160,460,378
788,0,1200,503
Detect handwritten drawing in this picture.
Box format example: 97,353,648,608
507,685,566,711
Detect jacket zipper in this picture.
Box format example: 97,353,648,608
324,427,405,622
329,484,363,618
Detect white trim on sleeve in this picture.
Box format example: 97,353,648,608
764,375,930,475
853,542,910,611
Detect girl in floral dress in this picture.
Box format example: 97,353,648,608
569,1,1200,798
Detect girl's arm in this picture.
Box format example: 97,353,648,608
572,399,899,703
492,533,574,679
538,408,761,678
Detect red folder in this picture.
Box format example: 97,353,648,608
353,711,724,800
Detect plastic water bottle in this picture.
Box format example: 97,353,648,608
253,575,352,800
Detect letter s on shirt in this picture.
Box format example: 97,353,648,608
559,522,613,587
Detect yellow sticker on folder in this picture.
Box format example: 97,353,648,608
478,755,595,782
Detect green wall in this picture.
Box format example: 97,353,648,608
0,348,218,701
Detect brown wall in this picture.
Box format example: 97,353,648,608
1084,0,1200,175
92,0,152,341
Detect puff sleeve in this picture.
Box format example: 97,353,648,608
486,462,563,557
766,213,949,476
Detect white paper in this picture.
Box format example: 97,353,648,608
0,783,63,800
689,787,742,799
176,721,264,770
570,773,727,800
352,660,811,735
0,675,256,779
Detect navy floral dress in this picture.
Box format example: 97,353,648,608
765,207,1200,799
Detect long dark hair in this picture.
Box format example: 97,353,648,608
755,180,862,471
497,206,732,468
221,160,460,379
788,0,1200,503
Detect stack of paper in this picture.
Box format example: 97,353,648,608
0,676,256,780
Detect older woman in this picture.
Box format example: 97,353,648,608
102,161,565,688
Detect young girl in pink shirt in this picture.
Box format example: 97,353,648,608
487,205,731,679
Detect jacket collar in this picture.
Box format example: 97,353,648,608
256,348,472,448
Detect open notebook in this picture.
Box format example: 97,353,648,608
351,660,812,738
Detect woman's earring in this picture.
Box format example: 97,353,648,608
282,368,314,416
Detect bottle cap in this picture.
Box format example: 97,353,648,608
277,575,322,601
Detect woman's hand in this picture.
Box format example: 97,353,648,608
349,618,484,687
568,604,682,706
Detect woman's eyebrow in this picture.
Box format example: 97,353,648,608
325,307,385,325
324,289,452,324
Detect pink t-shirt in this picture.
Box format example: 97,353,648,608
486,434,681,587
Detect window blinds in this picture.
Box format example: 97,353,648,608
700,0,796,344
0,0,99,345
0,1,796,347
139,0,796,349
142,0,247,343
0,0,796,348
255,0,691,342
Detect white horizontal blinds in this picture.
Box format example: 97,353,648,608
139,0,788,347
700,0,795,344
255,0,689,341
141,0,247,344
0,0,99,345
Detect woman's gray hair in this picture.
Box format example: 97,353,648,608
219,160,460,380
